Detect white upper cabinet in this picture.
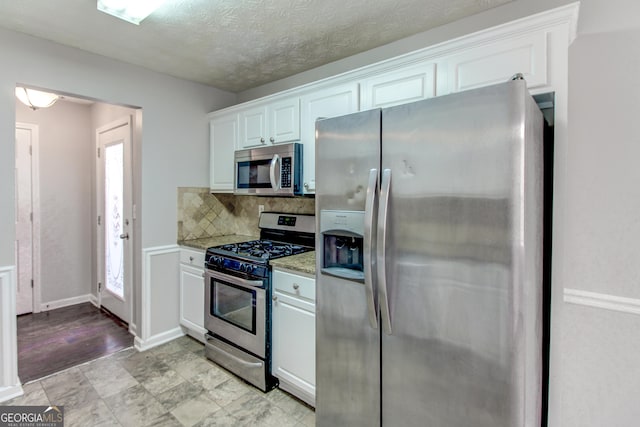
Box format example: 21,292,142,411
300,83,359,194
239,105,268,149
239,97,300,149
269,97,301,144
209,113,238,192
360,62,436,109
442,31,548,94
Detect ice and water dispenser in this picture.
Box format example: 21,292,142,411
320,210,365,282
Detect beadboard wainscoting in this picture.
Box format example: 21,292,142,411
135,246,184,352
0,265,22,402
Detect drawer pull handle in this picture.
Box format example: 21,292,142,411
293,283,300,290
189,256,194,262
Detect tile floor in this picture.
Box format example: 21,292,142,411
2,335,315,427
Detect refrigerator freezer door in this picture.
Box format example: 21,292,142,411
315,109,382,427
380,80,543,427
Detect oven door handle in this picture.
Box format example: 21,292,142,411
206,269,265,289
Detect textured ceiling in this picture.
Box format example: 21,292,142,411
0,0,511,93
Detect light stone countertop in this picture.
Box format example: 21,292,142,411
179,235,316,275
270,251,316,276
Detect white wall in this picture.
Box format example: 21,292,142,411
560,6,640,426
0,28,236,392
16,100,93,307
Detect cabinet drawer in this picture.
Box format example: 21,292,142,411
180,248,205,267
273,269,315,301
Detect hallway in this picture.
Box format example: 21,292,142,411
17,302,133,383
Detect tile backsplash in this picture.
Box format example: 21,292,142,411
177,187,315,241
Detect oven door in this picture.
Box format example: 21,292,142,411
204,269,266,359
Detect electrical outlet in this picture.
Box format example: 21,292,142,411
258,204,264,218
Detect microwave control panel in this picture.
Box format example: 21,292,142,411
281,157,291,188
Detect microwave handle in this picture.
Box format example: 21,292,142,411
269,154,280,190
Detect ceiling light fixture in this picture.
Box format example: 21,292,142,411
97,0,165,25
15,87,60,110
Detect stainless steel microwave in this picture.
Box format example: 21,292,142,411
234,142,303,196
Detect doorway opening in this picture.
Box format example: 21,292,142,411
14,85,140,383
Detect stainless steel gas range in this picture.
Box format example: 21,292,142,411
203,212,314,391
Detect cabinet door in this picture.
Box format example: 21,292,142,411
361,62,436,109
272,290,316,400
300,83,360,194
210,114,238,192
269,97,300,144
180,263,206,341
239,105,268,149
443,31,548,93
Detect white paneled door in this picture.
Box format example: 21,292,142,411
97,117,132,324
15,123,39,315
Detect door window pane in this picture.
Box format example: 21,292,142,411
105,142,124,299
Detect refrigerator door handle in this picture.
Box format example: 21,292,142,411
269,154,280,190
364,168,378,330
377,168,392,335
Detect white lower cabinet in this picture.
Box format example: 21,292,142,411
272,269,316,406
179,248,206,342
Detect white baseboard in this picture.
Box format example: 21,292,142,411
564,288,640,316
0,384,23,403
129,322,138,337
134,327,184,352
40,294,93,312
89,293,99,307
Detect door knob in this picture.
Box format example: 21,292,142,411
119,233,129,240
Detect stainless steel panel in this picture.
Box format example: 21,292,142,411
205,334,267,391
380,80,543,426
315,109,381,427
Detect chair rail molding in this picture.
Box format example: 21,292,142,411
564,288,640,316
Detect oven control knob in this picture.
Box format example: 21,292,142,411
209,256,224,267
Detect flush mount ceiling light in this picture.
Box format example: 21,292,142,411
97,0,165,25
15,87,60,110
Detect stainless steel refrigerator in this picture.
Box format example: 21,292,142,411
315,80,544,427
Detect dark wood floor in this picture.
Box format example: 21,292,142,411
17,303,134,383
